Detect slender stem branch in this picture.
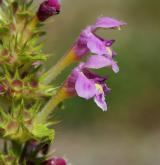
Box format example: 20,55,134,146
3,140,8,154
36,87,69,123
12,141,22,158
19,142,27,163
40,49,77,85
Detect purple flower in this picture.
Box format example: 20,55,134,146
92,17,126,30
64,63,110,111
37,0,61,22
84,55,119,73
72,17,126,58
43,157,67,165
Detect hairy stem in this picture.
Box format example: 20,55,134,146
3,140,8,154
36,87,69,123
41,49,77,84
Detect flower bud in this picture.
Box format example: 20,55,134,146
43,157,67,165
12,80,23,88
30,80,38,88
37,0,61,22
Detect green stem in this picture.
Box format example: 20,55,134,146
12,141,22,158
3,140,8,154
40,49,77,85
19,142,28,164
36,87,69,123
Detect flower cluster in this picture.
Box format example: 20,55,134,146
63,17,126,111
0,0,125,164
72,17,125,58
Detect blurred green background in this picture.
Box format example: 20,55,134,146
38,0,160,164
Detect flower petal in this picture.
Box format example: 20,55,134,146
87,35,107,55
75,73,96,99
85,55,112,69
73,27,91,57
112,61,119,73
92,17,126,30
85,55,119,73
82,69,108,82
94,93,107,111
64,63,85,94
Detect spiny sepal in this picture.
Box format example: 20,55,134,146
0,69,57,100
0,102,56,143
0,152,19,165
31,123,55,142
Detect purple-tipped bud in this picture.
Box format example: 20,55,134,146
37,0,61,22
30,80,38,88
12,80,23,87
43,158,67,165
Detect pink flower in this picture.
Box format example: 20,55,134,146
72,17,126,58
64,63,110,111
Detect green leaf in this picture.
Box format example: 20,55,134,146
32,123,55,142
